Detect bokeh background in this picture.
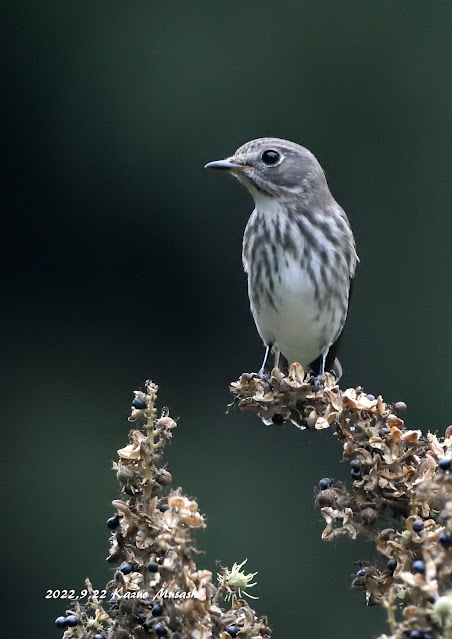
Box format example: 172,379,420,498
3,2,452,637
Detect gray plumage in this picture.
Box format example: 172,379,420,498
205,137,358,377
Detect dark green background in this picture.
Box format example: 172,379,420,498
3,2,452,637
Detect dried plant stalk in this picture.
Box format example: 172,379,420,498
55,380,271,639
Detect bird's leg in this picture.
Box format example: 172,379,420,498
257,344,272,379
319,350,327,377
312,349,328,391
273,348,281,371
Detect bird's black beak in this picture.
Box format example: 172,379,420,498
204,158,247,171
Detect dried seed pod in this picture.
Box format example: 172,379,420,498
360,508,378,525
156,469,172,485
316,488,339,508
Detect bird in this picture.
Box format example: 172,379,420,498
205,137,358,380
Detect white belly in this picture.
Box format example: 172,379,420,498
249,256,335,366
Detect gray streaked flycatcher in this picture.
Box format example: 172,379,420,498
205,137,358,379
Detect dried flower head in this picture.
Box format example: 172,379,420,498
230,366,452,639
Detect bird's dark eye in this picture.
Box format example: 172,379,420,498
261,149,281,166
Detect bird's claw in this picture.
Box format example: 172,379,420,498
311,374,324,392
251,370,271,384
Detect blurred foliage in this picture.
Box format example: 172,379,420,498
2,2,452,637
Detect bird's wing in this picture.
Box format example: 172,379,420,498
309,277,354,377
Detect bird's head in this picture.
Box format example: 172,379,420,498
205,137,330,204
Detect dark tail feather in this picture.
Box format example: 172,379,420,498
331,357,343,380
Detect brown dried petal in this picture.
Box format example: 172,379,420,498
343,524,357,539
377,529,398,558
184,512,206,528
321,524,334,540
135,529,153,549
402,605,418,619
342,388,378,411
376,395,385,416
117,443,143,460
386,414,405,429
168,495,187,509
253,391,275,403
368,435,386,451
363,464,380,492
287,362,306,386
122,571,143,591
323,389,343,411
117,430,147,461
401,429,422,443
355,448,374,465
321,507,339,525
411,454,436,487
315,416,330,430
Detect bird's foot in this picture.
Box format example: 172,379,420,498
310,374,325,392
251,369,271,382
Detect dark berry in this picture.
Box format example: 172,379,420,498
93,635,106,639
132,396,147,410
439,532,452,547
412,520,424,533
394,401,407,412
351,468,362,480
439,458,451,471
155,623,168,636
356,569,366,577
152,603,163,617
159,504,170,512
120,562,134,574
226,626,239,638
379,427,390,436
55,616,67,628
387,559,397,573
412,560,425,574
366,394,375,401
350,459,361,469
147,561,159,573
271,413,284,425
410,632,424,639
319,478,332,490
107,514,120,529
65,615,79,627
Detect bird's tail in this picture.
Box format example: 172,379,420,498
331,357,343,381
